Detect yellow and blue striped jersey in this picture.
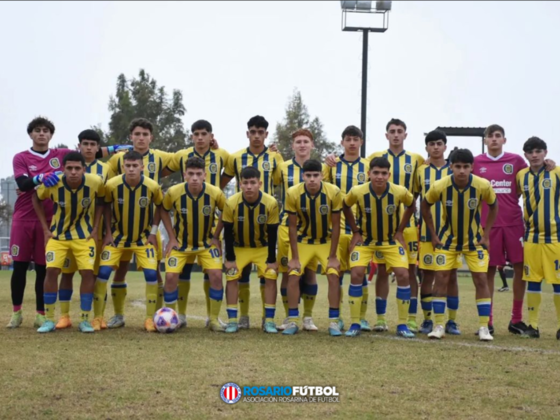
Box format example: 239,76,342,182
275,159,330,226
224,147,283,195
222,191,280,248
344,182,413,246
162,183,226,251
86,160,114,183
425,174,496,251
170,147,229,187
285,182,342,244
516,166,560,244
324,155,370,234
414,163,452,242
104,175,163,247
108,149,174,184
36,174,105,241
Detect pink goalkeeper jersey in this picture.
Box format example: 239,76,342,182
473,152,527,228
12,148,72,221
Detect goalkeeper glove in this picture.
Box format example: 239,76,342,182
33,171,62,187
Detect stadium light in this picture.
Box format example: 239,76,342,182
341,1,392,157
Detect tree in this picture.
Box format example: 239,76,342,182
95,69,190,187
273,89,341,162
55,143,70,149
0,200,12,239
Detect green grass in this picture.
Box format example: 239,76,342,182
1,270,560,419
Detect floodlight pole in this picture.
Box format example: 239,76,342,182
360,29,368,158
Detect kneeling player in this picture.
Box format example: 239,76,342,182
161,157,226,332
32,152,105,333
221,167,280,333
91,151,163,332
421,149,498,341
345,157,416,338
283,159,342,336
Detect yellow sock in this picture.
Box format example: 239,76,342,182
210,289,223,322
227,305,238,323
101,292,107,317
156,284,164,311
349,294,362,325
178,281,191,316
554,293,560,330
397,297,410,326
204,279,211,318
527,291,541,329
360,283,369,320
93,280,108,318
60,302,70,317
303,294,316,318
260,279,265,319
239,283,250,317
111,283,127,316
166,301,177,311
146,283,158,320
421,295,433,320
264,304,275,323
45,303,56,321
448,308,457,322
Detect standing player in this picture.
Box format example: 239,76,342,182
32,152,105,333
221,167,280,333
473,124,529,335
169,119,229,328
8,117,129,328
275,129,326,332
344,157,416,338
56,129,115,329
421,149,497,341
283,159,342,336
325,125,371,331
414,131,461,335
161,157,226,332
221,115,283,329
516,137,560,339
92,151,163,332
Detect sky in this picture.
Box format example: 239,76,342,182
1,1,560,182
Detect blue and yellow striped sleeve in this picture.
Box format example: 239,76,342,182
36,184,49,201
332,188,343,213
481,180,497,206
424,179,442,205
216,191,226,212
222,199,234,224
402,188,414,207
153,185,164,206
162,188,175,211
343,187,358,207
285,187,297,214
268,199,280,225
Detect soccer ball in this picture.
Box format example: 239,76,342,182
153,307,180,333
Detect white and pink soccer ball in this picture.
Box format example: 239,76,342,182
153,307,180,333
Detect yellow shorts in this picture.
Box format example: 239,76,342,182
278,225,318,274
371,226,417,267
419,241,462,270
288,242,339,277
434,247,488,273
338,233,352,272
165,247,222,274
100,244,158,271
46,238,96,271
121,231,163,267
225,247,278,281
523,242,560,284
350,244,408,270
62,240,102,275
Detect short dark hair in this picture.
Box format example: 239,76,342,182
63,151,85,166
302,159,323,173
191,119,212,133
78,129,101,144
122,150,143,162
449,148,474,165
247,115,269,130
27,117,55,135
386,118,407,132
129,118,154,134
425,130,447,145
341,125,363,139
370,156,391,171
185,156,205,171
523,137,547,153
484,124,505,138
240,166,260,180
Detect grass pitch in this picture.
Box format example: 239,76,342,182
1,269,560,419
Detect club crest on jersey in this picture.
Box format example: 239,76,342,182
375,250,384,259
168,257,178,268
436,254,446,266
281,257,289,267
261,161,271,172
467,198,478,210
46,251,55,263
404,164,413,174
101,250,111,261
503,164,514,174
542,178,552,189
138,197,149,208
209,163,218,174
350,251,360,262
81,198,92,208
423,254,433,265
49,158,61,169
202,205,212,216
385,205,396,215
147,162,157,173
319,205,329,215
257,215,267,224
357,172,366,183
11,245,19,257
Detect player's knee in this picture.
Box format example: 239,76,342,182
144,269,157,284
98,266,113,281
